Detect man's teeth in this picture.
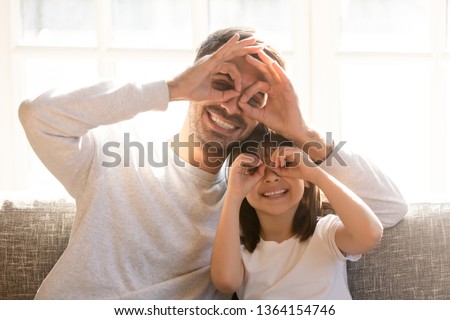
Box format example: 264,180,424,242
211,115,236,130
263,190,287,197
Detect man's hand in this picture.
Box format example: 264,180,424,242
239,52,332,163
167,34,262,103
238,52,305,140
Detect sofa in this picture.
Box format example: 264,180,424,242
1,198,449,299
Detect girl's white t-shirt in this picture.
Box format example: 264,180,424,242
237,214,361,300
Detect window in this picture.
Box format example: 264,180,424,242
1,0,305,197
1,0,448,202
311,0,449,202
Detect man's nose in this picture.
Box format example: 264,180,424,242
220,96,242,115
263,168,281,183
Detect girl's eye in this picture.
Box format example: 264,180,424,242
211,80,233,91
245,166,259,175
285,161,294,167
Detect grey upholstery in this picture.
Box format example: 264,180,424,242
347,202,450,299
1,200,449,299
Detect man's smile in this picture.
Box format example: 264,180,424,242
210,113,237,130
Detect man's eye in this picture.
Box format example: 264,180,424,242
248,96,262,108
247,92,267,108
211,80,233,91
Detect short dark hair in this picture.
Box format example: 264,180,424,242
195,27,286,69
230,125,326,253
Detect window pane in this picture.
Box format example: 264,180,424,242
20,0,96,46
21,57,97,196
340,62,430,202
22,57,97,101
114,59,189,141
209,0,292,51
339,0,430,52
112,0,192,49
114,59,188,82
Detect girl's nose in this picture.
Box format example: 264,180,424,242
263,168,281,183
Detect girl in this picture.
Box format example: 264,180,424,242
210,131,383,299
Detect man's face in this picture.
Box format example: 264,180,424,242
188,56,267,150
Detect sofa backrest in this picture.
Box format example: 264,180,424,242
347,202,450,299
1,200,450,299
0,199,75,299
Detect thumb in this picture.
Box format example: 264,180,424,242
219,89,241,102
239,100,266,122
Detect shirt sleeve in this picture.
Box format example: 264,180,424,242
316,214,361,262
319,142,408,228
18,80,170,198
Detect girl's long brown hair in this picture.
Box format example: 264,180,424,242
229,124,330,253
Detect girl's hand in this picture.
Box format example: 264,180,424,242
167,34,263,102
227,153,265,200
270,146,320,183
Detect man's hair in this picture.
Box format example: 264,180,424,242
195,27,286,69
229,124,326,253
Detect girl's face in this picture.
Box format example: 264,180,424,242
246,167,305,217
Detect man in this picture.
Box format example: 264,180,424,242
19,27,407,299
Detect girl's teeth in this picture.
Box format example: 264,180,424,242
263,190,287,197
211,115,236,130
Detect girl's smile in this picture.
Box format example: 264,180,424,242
246,168,305,217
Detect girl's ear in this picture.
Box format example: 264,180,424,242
304,181,311,188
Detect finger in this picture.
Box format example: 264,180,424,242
232,45,264,58
249,163,266,180
236,36,257,46
276,147,306,169
239,99,266,123
245,54,279,84
219,89,240,102
226,36,261,57
239,81,271,109
236,153,262,168
270,146,290,166
209,34,239,62
246,50,281,82
219,45,263,64
269,57,290,86
216,62,242,92
214,35,261,61
272,166,292,178
271,146,294,162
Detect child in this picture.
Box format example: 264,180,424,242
210,131,383,299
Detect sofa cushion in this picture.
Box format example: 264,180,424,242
1,200,450,300
347,202,450,299
0,199,75,299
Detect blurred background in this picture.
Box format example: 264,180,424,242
0,0,449,203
